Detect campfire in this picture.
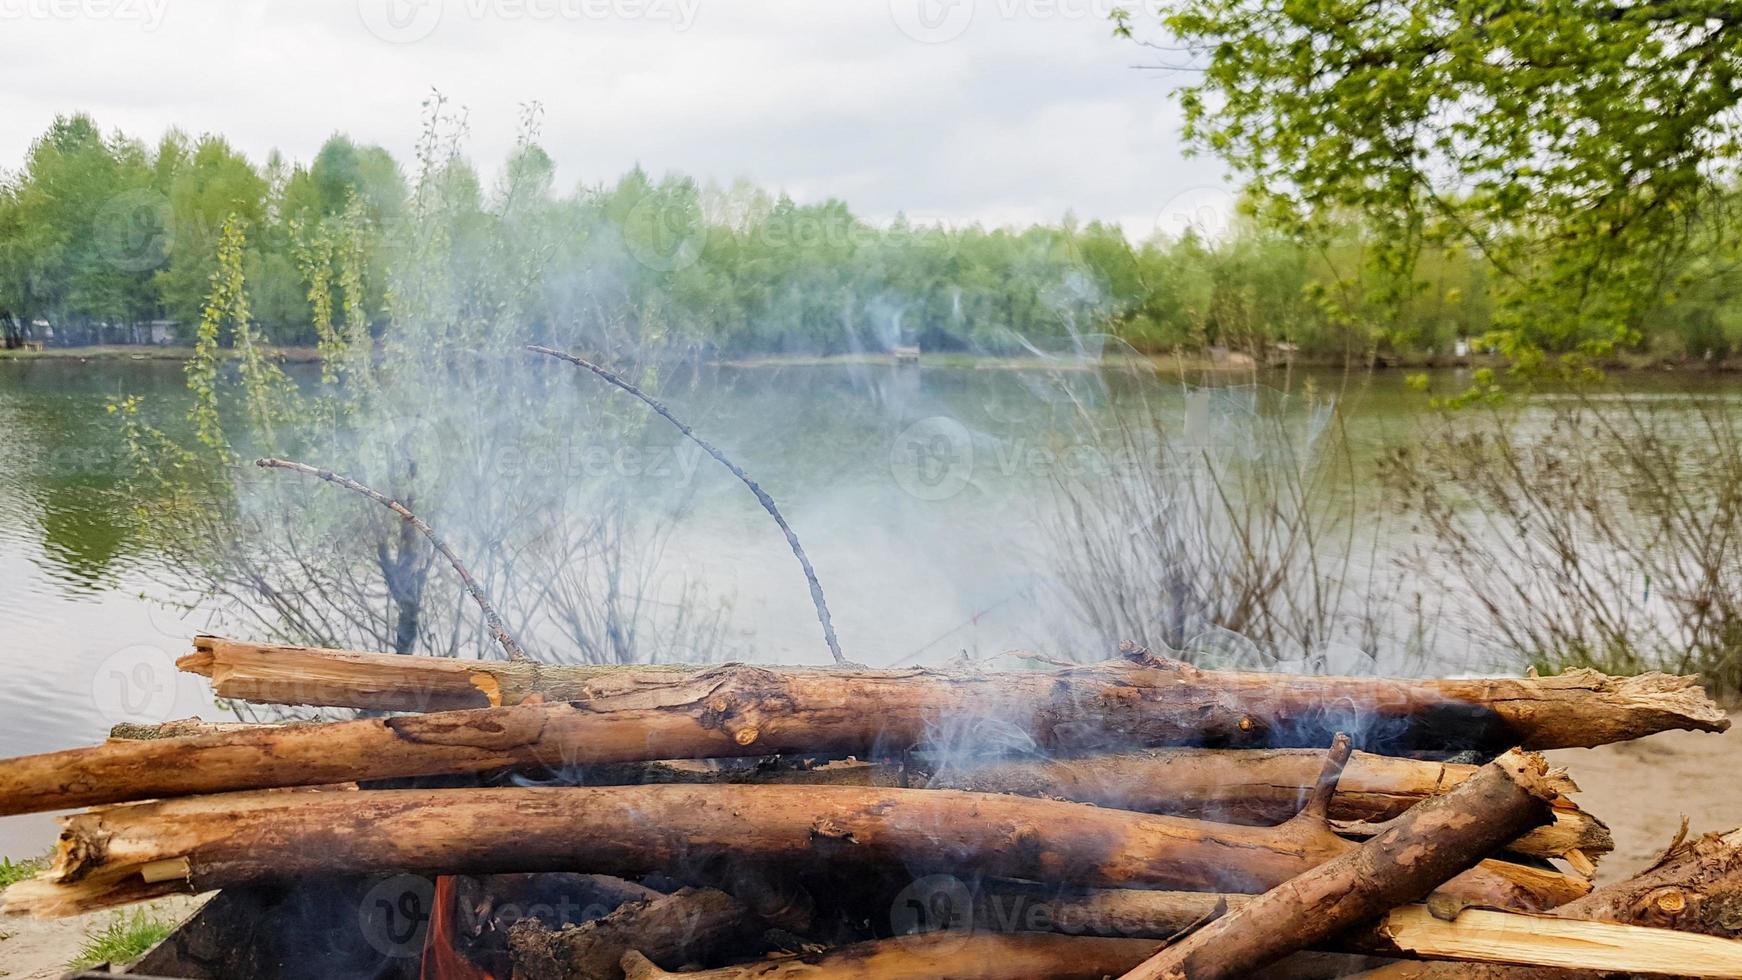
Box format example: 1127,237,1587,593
6,635,1742,979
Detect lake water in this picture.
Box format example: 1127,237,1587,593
0,355,1726,857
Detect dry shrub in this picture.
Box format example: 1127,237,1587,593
1047,381,1413,673
1383,389,1742,697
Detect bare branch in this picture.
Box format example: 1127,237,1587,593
528,345,845,666
1299,731,1354,823
254,457,531,662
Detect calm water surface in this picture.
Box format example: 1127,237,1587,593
0,356,1728,856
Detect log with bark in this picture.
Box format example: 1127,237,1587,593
586,753,1607,866
618,933,1161,980
181,635,1727,750
7,647,1716,816
1117,748,1569,980
627,935,1397,980
0,781,1585,919
612,912,1742,980
913,747,1609,864
974,883,1742,977
1549,824,1742,938
98,723,1607,864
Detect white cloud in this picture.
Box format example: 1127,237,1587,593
0,0,1226,232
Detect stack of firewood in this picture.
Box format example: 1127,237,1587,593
4,634,1742,979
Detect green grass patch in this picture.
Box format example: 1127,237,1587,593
69,909,174,969
0,852,48,887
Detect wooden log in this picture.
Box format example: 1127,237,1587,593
180,635,1727,750
0,782,1584,919
1353,825,1742,980
967,885,1742,976
917,748,1609,863
14,648,1708,817
618,933,1161,980
1117,748,1567,980
1555,825,1742,937
96,723,1610,864
179,635,697,712
618,936,1392,980
508,887,762,980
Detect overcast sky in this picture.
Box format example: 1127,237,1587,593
0,0,1235,237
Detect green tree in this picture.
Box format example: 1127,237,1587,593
1142,0,1742,368
0,114,161,343
154,136,268,333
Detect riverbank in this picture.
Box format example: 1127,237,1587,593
715,350,1278,374
0,345,323,363
10,344,1742,376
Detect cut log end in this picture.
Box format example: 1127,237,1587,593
1489,749,1567,805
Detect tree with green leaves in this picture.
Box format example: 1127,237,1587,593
0,114,162,343
153,136,269,334
1136,0,1742,370
114,99,736,669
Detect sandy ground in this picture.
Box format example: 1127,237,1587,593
0,896,205,979
0,718,1735,976
1546,711,1742,884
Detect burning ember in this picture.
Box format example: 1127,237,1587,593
422,876,494,980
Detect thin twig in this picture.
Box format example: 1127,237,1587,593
527,344,846,665
255,457,531,661
1300,731,1354,822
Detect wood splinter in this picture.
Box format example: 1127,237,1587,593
1354,824,1742,979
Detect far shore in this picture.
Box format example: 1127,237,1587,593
6,343,1742,375
0,345,323,363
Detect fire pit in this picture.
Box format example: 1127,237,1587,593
60,881,419,979
8,637,1742,979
